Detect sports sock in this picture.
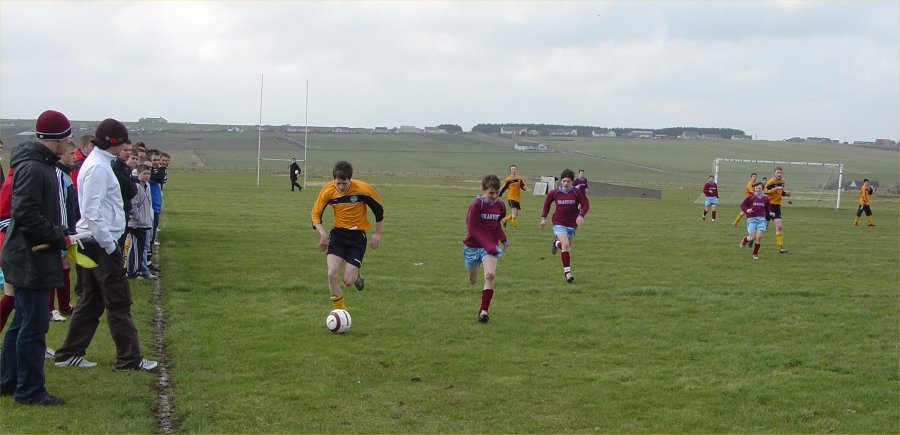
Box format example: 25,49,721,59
853,216,860,225
703,210,708,216
480,289,494,312
740,236,748,246
711,211,716,220
752,243,761,256
776,234,784,248
867,216,874,225
330,295,346,310
561,251,571,269
733,212,742,224
0,294,14,331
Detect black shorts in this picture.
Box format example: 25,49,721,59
507,199,521,210
766,204,782,221
327,228,367,268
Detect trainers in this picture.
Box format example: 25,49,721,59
15,394,65,406
711,219,716,223
732,222,738,228
44,348,56,360
739,237,746,248
701,215,706,221
50,310,66,322
354,274,365,291
550,235,559,255
478,310,489,323
868,223,876,227
138,358,158,371
143,273,158,280
748,240,754,249
778,248,789,254
565,272,574,283
752,255,759,260
55,356,97,368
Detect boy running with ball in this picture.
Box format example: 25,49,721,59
463,175,508,323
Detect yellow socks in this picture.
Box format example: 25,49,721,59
853,216,860,226
776,234,784,248
331,295,346,310
733,212,743,225
867,216,875,226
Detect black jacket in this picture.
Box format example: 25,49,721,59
112,157,136,214
289,162,301,181
1,141,68,289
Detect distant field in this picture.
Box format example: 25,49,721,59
137,132,899,201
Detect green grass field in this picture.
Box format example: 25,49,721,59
2,168,896,433
0,132,897,433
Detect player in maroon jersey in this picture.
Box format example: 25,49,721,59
540,169,590,283
739,182,776,260
463,175,508,323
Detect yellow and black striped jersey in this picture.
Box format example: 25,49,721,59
745,179,755,196
311,179,384,231
859,185,871,205
764,177,787,205
500,175,527,202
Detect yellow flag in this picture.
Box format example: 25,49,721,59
66,244,98,268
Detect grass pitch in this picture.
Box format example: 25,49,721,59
1,166,897,432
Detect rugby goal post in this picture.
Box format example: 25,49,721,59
700,158,844,209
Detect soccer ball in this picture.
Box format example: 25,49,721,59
325,309,351,333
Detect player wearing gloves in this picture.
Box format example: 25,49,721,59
289,158,302,192
54,118,157,372
463,174,508,323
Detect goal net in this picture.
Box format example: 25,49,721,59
697,159,844,209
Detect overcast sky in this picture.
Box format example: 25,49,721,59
2,1,898,141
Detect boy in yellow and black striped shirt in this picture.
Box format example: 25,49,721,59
853,179,875,227
311,161,384,311
764,166,790,253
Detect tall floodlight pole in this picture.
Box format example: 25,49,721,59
304,80,309,188
256,74,264,188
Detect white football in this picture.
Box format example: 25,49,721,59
325,309,352,333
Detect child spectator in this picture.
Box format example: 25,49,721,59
127,165,155,279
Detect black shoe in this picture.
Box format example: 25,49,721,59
354,274,365,291
15,394,65,406
478,310,489,323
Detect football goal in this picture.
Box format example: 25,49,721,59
698,158,844,209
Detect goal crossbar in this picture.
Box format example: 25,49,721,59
711,158,844,209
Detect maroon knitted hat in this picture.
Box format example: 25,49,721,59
91,118,129,148
34,110,72,140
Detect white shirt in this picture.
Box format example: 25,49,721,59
76,148,125,254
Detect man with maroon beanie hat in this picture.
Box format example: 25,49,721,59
0,110,74,405
54,118,157,372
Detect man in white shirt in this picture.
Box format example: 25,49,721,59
53,119,157,372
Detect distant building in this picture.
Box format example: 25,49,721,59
680,131,700,140
550,128,578,136
627,130,653,139
592,129,616,137
372,127,391,134
424,126,447,134
731,134,752,140
784,137,806,142
875,138,898,147
700,133,723,140
500,126,527,136
139,117,168,123
332,127,352,134
513,140,548,151
397,125,423,134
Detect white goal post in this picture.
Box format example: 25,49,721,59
703,158,844,209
